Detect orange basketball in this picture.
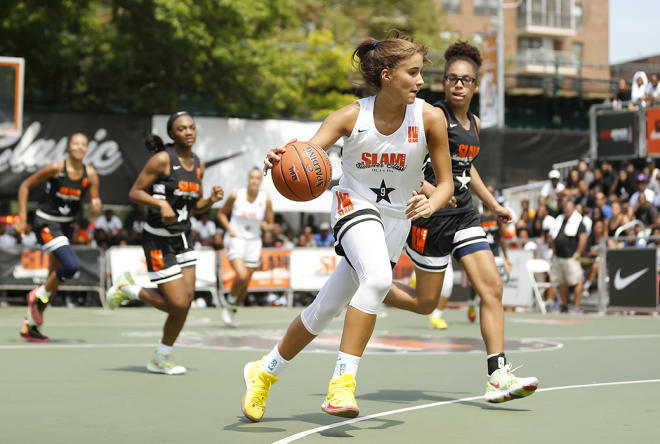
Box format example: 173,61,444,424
271,141,332,201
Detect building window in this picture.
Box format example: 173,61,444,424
474,0,499,17
574,3,583,30
572,42,583,66
442,0,461,14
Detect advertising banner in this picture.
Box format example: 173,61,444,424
646,108,660,156
607,248,657,308
107,246,217,290
0,112,151,204
479,32,498,129
595,112,638,159
221,248,290,291
0,245,101,287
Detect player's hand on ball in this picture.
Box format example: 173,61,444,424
406,190,433,220
159,201,177,223
263,138,297,175
210,186,224,203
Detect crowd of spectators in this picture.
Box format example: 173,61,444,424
509,157,660,312
612,71,660,109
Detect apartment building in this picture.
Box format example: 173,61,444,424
438,0,610,99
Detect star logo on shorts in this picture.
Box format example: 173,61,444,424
370,179,395,203
176,205,189,222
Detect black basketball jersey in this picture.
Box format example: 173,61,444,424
423,101,480,216
37,160,89,221
481,212,502,256
146,146,201,234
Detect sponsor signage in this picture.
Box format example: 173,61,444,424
595,111,638,159
0,112,151,204
479,31,498,129
607,248,657,308
221,248,290,291
646,108,660,156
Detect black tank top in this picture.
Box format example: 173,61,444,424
146,146,201,234
424,101,480,216
38,160,89,221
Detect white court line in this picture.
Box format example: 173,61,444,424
272,378,660,444
526,334,660,341
0,343,155,350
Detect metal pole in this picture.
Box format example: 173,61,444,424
498,0,505,128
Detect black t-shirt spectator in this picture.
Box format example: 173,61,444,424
555,218,587,258
635,204,658,226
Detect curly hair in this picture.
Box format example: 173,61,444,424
444,40,482,77
353,30,431,91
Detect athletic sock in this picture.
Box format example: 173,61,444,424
332,351,361,379
35,285,50,303
26,309,36,327
157,343,173,356
487,352,507,376
125,284,142,301
431,309,443,318
261,345,289,376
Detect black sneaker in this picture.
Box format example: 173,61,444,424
20,318,49,342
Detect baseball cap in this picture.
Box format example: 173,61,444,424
320,222,331,231
548,169,561,179
637,173,648,183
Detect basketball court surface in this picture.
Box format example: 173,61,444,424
1,306,658,443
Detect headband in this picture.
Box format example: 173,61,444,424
166,111,192,134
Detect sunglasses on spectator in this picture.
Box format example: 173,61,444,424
444,74,478,85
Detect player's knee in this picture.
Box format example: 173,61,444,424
54,249,80,281
417,298,437,315
480,275,503,303
235,269,250,284
363,269,392,297
170,297,190,314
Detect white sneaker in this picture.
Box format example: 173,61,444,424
222,307,238,328
106,271,135,309
146,351,186,375
484,363,538,403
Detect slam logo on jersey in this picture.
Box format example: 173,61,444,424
356,152,407,172
56,186,82,201
452,144,480,163
408,126,419,143
174,181,200,199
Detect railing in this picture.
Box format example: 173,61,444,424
516,49,578,69
518,11,574,30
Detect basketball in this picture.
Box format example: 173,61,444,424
271,141,332,201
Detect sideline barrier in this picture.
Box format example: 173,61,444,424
0,245,104,305
106,246,220,307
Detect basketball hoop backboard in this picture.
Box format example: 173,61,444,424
0,56,25,136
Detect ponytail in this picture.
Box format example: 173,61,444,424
144,133,165,153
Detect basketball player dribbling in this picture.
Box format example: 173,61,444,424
240,34,454,422
384,41,539,403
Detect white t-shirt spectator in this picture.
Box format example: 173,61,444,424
0,232,17,245
197,220,216,240
21,231,38,246
630,188,656,207
95,214,122,233
541,181,565,198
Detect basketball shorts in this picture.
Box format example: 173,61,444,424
405,209,490,273
224,235,262,268
33,215,73,253
330,187,410,265
142,228,196,285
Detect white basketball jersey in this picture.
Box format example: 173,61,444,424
229,189,267,239
337,96,427,215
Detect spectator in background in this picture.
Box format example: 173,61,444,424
608,202,630,237
594,191,612,220
613,78,630,108
611,169,635,201
631,71,649,105
541,169,565,198
297,226,316,247
313,222,334,247
565,168,580,191
574,180,594,209
589,167,604,191
646,73,660,106
634,193,657,227
550,200,587,312
71,220,91,245
577,160,593,186
582,219,606,295
520,199,535,220
600,161,617,195
629,174,655,207
95,208,122,237
262,230,275,248
124,204,145,242
20,222,38,246
271,222,292,249
193,212,216,245
576,203,592,234
0,222,17,245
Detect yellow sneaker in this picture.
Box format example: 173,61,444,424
321,373,359,418
241,357,278,422
429,316,448,330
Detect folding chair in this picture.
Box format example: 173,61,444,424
525,258,555,314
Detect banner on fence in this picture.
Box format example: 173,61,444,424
607,247,658,308
0,245,101,287
221,249,290,291
107,246,217,290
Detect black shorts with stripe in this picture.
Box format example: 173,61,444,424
405,209,490,272
142,230,196,284
33,215,74,253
